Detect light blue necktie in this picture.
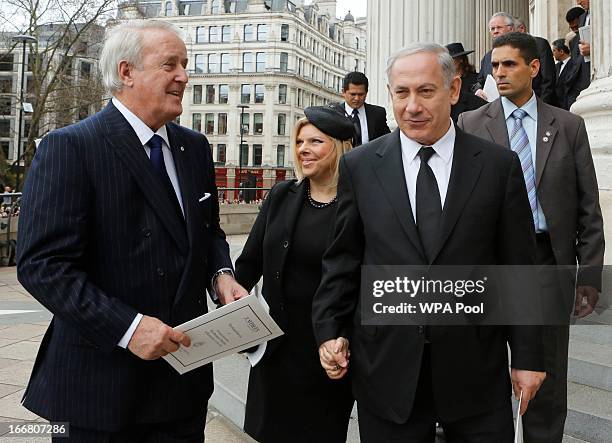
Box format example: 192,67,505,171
510,108,538,228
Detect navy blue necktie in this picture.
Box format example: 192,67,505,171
146,134,184,220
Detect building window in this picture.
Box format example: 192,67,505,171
281,24,289,41
276,145,285,166
256,52,266,72
205,113,214,134
355,37,359,49
218,113,227,135
354,59,359,71
242,52,253,72
0,78,12,94
220,53,230,73
206,85,215,104
257,24,267,41
80,62,91,78
244,24,254,41
219,84,228,103
211,0,220,14
254,113,263,135
254,84,264,103
196,26,206,43
208,54,219,73
209,26,220,43
192,113,201,132
0,97,11,115
253,144,262,166
277,113,286,135
241,84,251,103
165,1,173,15
222,25,231,42
241,112,250,134
193,85,202,104
240,144,249,166
280,52,288,72
278,84,287,104
0,141,9,160
217,144,226,164
195,54,205,73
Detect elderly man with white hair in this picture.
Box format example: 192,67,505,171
17,20,247,441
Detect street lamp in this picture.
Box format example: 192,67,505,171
236,104,249,193
12,34,37,192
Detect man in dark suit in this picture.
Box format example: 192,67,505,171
445,43,487,122
313,42,546,442
475,12,557,106
332,71,390,147
458,32,604,443
17,20,247,441
565,5,591,109
551,39,577,110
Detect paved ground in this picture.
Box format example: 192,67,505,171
0,235,253,442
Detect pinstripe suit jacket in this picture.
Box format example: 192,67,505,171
16,102,232,431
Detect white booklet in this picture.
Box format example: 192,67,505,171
579,25,591,62
483,74,500,102
163,294,284,374
514,391,523,443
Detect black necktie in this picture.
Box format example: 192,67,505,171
351,108,362,146
556,61,563,78
147,134,184,220
416,147,442,263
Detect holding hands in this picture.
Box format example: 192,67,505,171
319,337,350,379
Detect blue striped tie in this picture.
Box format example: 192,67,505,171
510,109,538,228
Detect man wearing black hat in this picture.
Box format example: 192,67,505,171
331,71,390,147
445,42,487,122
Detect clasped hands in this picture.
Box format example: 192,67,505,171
128,275,248,360
319,337,350,379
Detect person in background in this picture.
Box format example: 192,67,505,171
445,42,487,122
234,106,355,443
552,39,576,110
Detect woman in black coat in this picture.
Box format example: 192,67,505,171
235,106,355,443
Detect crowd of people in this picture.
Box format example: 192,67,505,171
12,2,603,442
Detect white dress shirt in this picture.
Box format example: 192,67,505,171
112,96,186,349
344,102,370,143
559,57,571,76
500,93,548,232
400,120,455,223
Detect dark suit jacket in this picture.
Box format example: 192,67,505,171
477,36,557,106
312,128,544,423
451,89,487,123
555,57,577,110
458,98,604,288
333,102,391,143
567,32,591,109
16,102,232,431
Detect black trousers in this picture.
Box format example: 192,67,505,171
522,233,570,443
357,346,514,443
53,413,206,443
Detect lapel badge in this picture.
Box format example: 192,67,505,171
180,146,185,152
543,136,549,143
545,131,551,136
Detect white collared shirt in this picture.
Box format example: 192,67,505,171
344,102,370,143
500,93,548,232
112,97,184,216
559,57,571,75
400,120,455,223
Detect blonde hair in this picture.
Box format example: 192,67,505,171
292,117,353,187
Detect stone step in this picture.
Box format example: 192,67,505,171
568,338,612,391
562,435,590,443
570,325,612,347
565,381,612,443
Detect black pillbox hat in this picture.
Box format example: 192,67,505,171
304,106,355,141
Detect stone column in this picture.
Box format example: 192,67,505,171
572,0,612,191
531,0,574,42
228,84,241,166
366,0,528,123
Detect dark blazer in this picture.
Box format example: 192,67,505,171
458,98,604,288
312,128,544,424
451,89,487,123
234,180,313,357
567,32,591,109
333,102,391,143
16,102,233,431
555,57,577,110
477,36,557,106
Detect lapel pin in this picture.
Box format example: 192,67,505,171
180,146,185,152
545,131,551,136
543,136,549,142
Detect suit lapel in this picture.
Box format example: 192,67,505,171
103,103,188,255
430,129,483,263
535,99,557,188
373,130,426,259
365,103,374,138
485,101,511,148
283,181,306,247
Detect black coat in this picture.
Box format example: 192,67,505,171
332,102,391,144
312,128,544,424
